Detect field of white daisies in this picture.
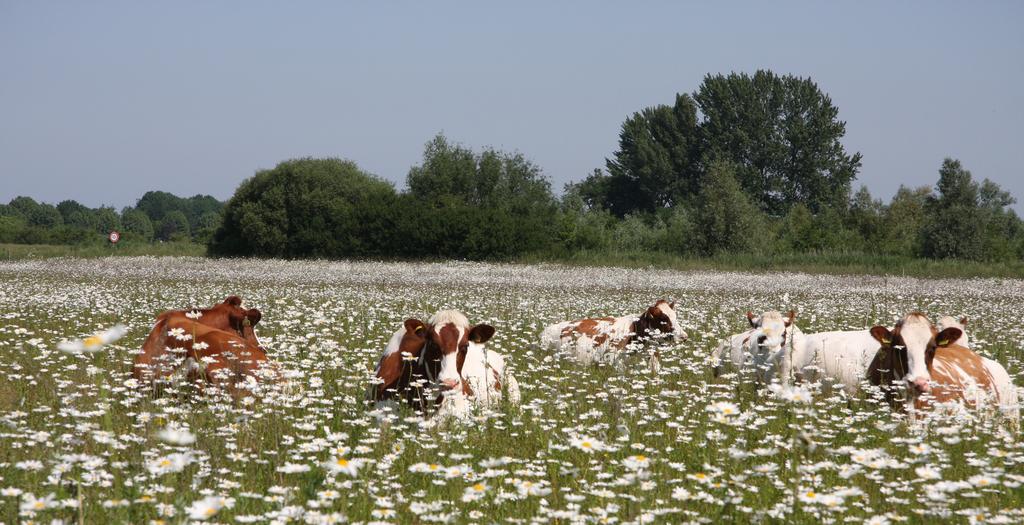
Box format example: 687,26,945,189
1,257,1022,524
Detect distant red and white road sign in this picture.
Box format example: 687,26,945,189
109,231,121,244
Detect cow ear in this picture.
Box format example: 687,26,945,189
746,311,758,328
224,296,243,306
646,306,660,318
870,326,893,345
935,327,962,347
404,319,426,336
784,310,796,326
469,324,496,344
669,301,676,310
246,308,262,326
959,316,968,326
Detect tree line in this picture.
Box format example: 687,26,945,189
5,70,1022,263
0,191,223,245
211,71,1023,262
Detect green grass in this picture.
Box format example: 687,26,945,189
0,241,206,260
522,249,1024,279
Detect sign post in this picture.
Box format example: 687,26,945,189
109,230,120,250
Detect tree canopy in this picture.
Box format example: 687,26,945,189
579,70,862,217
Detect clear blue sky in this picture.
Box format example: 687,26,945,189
2,1,1022,211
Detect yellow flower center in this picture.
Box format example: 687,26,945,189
635,455,646,461
336,458,349,467
34,501,45,509
806,491,816,498
83,336,102,348
159,459,171,467
472,483,485,492
429,464,439,470
581,441,592,448
695,473,706,479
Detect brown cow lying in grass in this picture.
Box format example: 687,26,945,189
134,296,278,399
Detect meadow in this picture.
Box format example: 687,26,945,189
0,257,1022,524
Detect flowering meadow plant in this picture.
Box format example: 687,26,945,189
0,257,1021,523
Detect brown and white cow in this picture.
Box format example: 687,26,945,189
867,313,1015,418
541,300,687,371
934,315,1019,420
368,310,517,417
134,296,263,383
160,317,278,399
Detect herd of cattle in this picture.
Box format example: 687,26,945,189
132,296,1020,422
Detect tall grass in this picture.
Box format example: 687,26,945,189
0,242,206,260
522,249,1024,279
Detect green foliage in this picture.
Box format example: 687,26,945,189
157,210,191,242
134,190,224,231
582,70,862,218
881,185,930,255
120,208,154,242
94,206,122,235
921,158,991,258
57,200,96,229
192,211,222,245
210,157,398,258
399,135,560,259
599,94,701,216
696,71,862,214
693,161,764,255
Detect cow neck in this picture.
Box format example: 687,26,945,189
629,319,641,345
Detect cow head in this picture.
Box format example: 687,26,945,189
746,310,796,356
420,310,495,391
219,297,264,350
637,300,687,343
869,313,962,396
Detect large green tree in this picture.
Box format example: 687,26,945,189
597,94,701,216
695,71,862,214
210,158,397,257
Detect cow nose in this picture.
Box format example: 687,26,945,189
441,378,459,390
909,377,931,394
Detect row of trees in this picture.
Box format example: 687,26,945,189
210,70,1022,262
209,136,1023,262
210,135,559,259
0,191,223,245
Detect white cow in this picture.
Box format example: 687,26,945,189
713,313,898,395
788,329,881,394
711,311,802,384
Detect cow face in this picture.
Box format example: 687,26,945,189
420,310,495,391
869,313,963,396
746,310,795,358
638,300,687,343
